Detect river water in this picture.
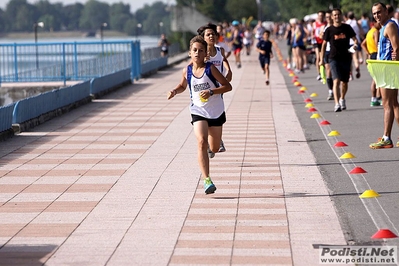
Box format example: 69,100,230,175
0,35,159,107
0,35,159,48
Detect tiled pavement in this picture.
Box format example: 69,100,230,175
0,45,347,265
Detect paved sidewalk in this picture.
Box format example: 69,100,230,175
0,45,347,265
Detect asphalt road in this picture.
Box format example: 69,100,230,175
275,40,399,252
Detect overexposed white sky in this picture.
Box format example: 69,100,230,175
0,0,175,13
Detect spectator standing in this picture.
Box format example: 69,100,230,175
369,2,399,149
284,21,294,70
361,21,382,106
359,13,371,34
292,19,306,74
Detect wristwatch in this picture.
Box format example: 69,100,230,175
209,89,214,96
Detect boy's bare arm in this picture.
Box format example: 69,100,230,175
168,67,188,99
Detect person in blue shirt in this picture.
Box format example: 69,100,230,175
369,2,399,149
256,30,273,85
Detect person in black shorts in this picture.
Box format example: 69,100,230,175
256,30,273,85
158,34,170,57
319,8,358,112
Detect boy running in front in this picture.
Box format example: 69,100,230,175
256,30,273,85
167,36,232,194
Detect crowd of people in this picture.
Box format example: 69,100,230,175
164,2,399,195
282,3,399,149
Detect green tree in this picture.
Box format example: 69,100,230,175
35,1,64,31
196,0,229,21
274,0,329,21
37,14,55,31
63,3,84,30
340,0,376,17
79,0,110,30
138,1,171,36
5,0,37,32
175,0,194,6
123,19,140,36
225,0,258,21
0,9,8,32
261,0,281,21
109,3,133,32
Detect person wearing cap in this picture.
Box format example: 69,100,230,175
231,20,243,68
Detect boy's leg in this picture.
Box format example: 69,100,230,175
208,126,223,154
260,58,265,73
265,58,270,80
193,120,210,178
236,48,242,67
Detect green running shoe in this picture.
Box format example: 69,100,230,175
369,138,393,149
204,177,216,194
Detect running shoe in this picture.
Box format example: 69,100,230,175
265,80,270,85
316,74,321,81
208,146,215,159
339,99,346,110
334,104,341,112
204,177,216,194
369,138,393,149
355,68,361,79
370,101,381,107
327,91,334,100
218,140,226,153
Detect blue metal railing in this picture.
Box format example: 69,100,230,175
0,41,184,135
0,41,142,84
12,81,91,124
0,103,16,132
